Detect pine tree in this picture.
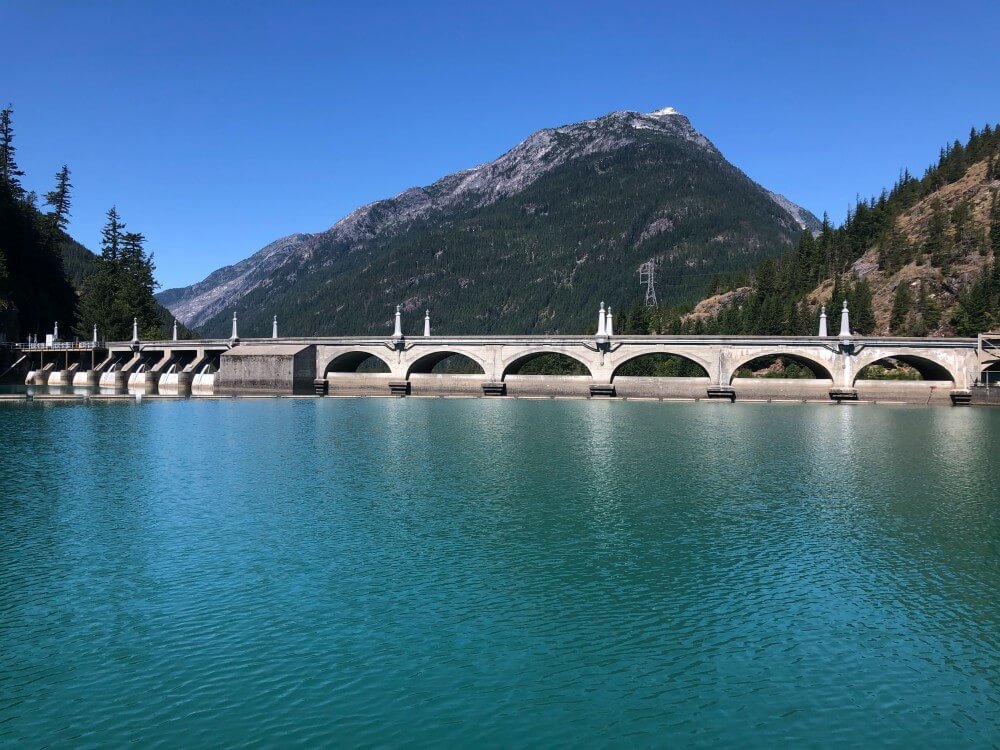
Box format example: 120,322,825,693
119,231,163,338
849,278,876,334
78,211,164,340
953,275,991,335
100,206,125,262
0,105,25,197
926,199,952,267
44,165,72,236
890,282,911,334
991,189,1000,258
918,280,941,332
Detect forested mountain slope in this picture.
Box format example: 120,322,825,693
639,126,1000,338
160,108,819,336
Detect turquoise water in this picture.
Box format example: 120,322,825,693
1,399,997,747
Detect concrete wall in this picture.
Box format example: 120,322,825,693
219,344,317,392
326,372,395,396
854,379,954,403
731,378,833,400
613,377,710,399
409,373,484,396
504,375,592,397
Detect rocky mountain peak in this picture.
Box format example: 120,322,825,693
159,108,818,330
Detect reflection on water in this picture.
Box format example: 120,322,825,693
0,399,997,748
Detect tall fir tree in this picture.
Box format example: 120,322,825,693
77,210,164,340
925,199,952,268
0,105,25,197
848,278,876,334
44,165,72,237
991,189,1000,258
100,206,124,262
890,282,911,334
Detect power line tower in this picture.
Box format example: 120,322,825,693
639,260,657,308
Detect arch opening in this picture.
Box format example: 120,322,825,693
325,351,391,375
408,352,485,376
980,361,1000,386
503,352,591,378
613,353,709,379
731,354,832,382
855,356,954,383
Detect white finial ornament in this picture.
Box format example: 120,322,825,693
598,302,607,337
53,321,59,341
606,307,614,337
818,305,828,337
838,299,851,338
423,310,431,337
93,324,98,344
132,317,139,343
172,319,178,341
272,315,278,339
230,312,239,340
393,305,402,338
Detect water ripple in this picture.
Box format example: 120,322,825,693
0,399,997,748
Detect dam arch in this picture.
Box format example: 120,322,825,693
406,351,487,377
324,350,392,374
854,355,955,385
728,352,834,383
611,352,711,379
501,350,595,379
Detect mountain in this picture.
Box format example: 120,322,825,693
676,125,1000,337
159,108,819,336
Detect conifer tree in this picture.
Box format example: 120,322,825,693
926,199,952,267
44,165,72,236
918,280,941,332
890,282,911,334
78,210,164,340
0,105,25,197
848,278,876,334
991,190,1000,258
100,206,124,262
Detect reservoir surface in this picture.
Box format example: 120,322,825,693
1,399,997,747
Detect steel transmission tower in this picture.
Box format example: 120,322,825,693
639,260,657,308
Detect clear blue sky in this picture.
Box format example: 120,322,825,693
6,1,998,289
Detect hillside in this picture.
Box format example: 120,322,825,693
670,126,1000,338
821,159,996,335
159,108,819,336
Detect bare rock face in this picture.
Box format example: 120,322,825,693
157,234,314,328
158,108,819,331
767,191,822,233
683,287,753,324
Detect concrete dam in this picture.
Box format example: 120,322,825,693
13,309,1000,405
